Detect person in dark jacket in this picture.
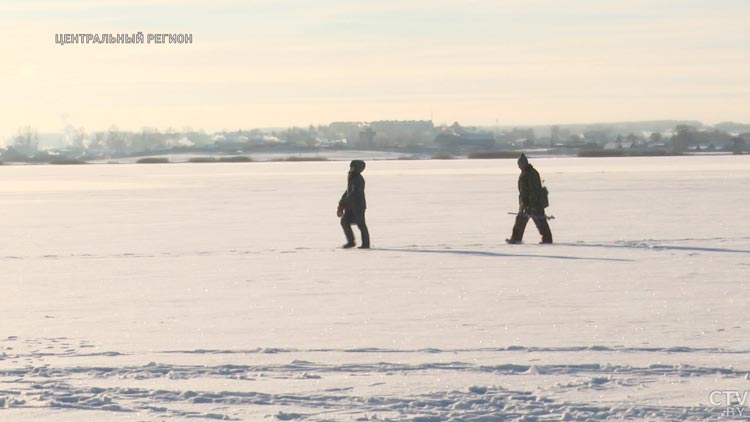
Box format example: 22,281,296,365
507,154,553,244
337,160,370,249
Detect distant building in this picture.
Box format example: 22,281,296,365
551,125,562,144
369,120,434,132
359,127,376,148
510,138,535,148
369,120,435,146
604,140,635,150
329,122,364,133
324,122,364,147
435,124,495,149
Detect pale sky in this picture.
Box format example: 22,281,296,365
1,0,749,139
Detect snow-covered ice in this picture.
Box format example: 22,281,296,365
1,156,748,421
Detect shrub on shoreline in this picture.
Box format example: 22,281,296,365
431,154,454,160
187,157,218,163
136,157,170,164
468,151,521,159
188,156,253,163
275,156,328,162
218,156,253,162
49,159,88,165
577,149,674,157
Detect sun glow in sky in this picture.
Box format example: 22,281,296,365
1,0,749,138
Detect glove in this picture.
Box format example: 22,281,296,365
337,204,344,217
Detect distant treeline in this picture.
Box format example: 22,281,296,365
1,121,748,163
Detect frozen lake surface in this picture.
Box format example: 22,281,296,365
1,156,749,421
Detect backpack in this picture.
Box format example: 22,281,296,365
540,184,549,209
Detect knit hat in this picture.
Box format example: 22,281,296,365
350,160,366,172
517,153,528,166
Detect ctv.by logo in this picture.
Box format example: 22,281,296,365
709,390,750,418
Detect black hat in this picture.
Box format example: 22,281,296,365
350,160,366,172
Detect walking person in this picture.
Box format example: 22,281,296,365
507,154,553,244
337,160,370,249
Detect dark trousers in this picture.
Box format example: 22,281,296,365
510,212,553,243
341,210,370,247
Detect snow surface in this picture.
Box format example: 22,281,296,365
0,156,748,421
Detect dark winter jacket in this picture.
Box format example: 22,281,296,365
518,164,544,210
340,162,367,213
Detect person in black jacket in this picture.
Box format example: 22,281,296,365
337,160,370,249
507,154,553,244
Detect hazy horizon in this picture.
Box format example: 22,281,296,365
2,0,749,140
